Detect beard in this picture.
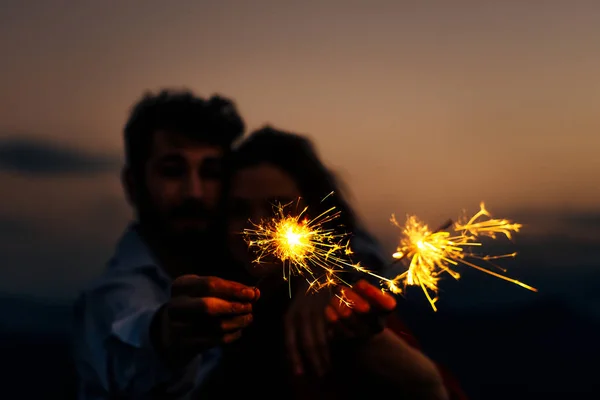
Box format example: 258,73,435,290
136,195,217,261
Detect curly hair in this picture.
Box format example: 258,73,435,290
124,89,245,174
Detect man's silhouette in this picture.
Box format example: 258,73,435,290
73,90,259,399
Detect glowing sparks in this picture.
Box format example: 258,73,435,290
243,193,357,297
244,197,536,311
378,202,537,311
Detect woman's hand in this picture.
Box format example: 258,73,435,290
283,279,397,378
325,279,396,339
284,281,333,377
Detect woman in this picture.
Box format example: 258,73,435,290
200,126,461,399
224,126,387,287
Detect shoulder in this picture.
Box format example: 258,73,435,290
74,267,168,331
74,226,171,326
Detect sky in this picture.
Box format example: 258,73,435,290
0,1,598,303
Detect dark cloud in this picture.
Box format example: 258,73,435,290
0,137,120,175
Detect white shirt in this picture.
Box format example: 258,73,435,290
72,225,221,399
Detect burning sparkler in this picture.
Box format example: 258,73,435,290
375,202,537,311
244,196,536,311
242,192,357,299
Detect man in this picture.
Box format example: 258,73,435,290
73,90,260,399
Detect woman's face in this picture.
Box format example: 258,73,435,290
227,163,303,278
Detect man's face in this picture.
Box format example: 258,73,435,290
132,130,224,242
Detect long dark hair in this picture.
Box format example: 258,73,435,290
224,125,359,235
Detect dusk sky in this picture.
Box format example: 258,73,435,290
0,1,598,301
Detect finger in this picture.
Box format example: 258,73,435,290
180,313,254,331
354,280,396,312
170,311,253,334
169,297,253,320
331,291,369,320
324,305,339,324
335,286,389,337
284,316,304,376
181,330,244,351
328,294,371,339
172,275,260,302
221,330,244,344
325,305,348,336
337,288,371,315
180,275,260,302
219,314,254,332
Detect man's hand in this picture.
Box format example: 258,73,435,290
283,283,332,377
325,280,396,339
152,275,260,365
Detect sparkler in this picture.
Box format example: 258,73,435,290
242,192,357,300
374,202,537,311
244,196,536,311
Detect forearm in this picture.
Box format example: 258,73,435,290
345,329,449,400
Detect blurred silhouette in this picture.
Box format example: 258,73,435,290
223,125,387,281
202,126,451,399
222,125,391,378
71,89,255,399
